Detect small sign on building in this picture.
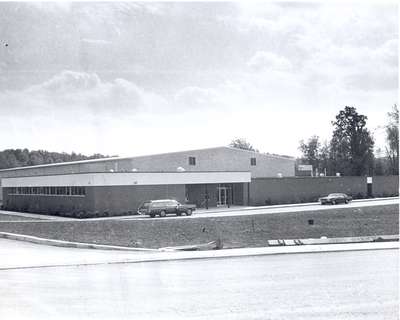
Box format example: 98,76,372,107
298,165,313,171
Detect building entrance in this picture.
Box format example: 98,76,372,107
185,183,245,208
217,185,231,206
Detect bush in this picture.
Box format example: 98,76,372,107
353,192,365,200
63,211,74,218
102,210,109,218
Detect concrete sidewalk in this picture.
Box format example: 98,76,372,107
0,196,397,221
195,196,399,214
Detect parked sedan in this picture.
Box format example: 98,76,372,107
319,193,352,205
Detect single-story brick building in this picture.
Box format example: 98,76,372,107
0,147,296,216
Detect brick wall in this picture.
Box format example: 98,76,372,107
2,184,186,216
249,176,399,205
2,191,91,215
91,185,186,214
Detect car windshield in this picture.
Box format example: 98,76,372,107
329,193,344,197
140,202,150,209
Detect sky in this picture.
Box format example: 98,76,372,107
0,1,398,157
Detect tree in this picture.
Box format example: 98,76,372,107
299,135,320,175
385,104,399,175
319,141,334,176
229,138,258,152
298,137,334,176
330,106,374,176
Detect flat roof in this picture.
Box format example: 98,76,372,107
0,146,295,172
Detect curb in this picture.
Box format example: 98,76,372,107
0,232,158,252
1,230,398,253
1,241,398,271
267,235,399,246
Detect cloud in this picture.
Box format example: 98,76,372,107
247,51,292,72
80,38,112,46
29,71,101,93
174,86,223,110
301,37,398,91
0,2,396,157
0,71,167,116
221,2,398,93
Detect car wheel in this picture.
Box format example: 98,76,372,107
160,210,166,218
150,213,156,218
331,200,336,205
177,212,182,216
345,199,349,204
186,209,192,216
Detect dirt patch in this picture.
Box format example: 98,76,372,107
0,204,397,249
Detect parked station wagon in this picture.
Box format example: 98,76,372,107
137,199,196,218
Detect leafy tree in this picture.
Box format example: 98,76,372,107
330,106,374,176
385,104,399,175
299,135,320,175
319,141,334,176
28,150,44,166
298,137,334,176
0,150,18,168
229,138,258,152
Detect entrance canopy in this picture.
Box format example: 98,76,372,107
2,171,251,187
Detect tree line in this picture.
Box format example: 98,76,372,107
230,105,399,176
0,149,109,170
298,105,398,176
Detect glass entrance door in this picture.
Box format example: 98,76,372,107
217,186,228,206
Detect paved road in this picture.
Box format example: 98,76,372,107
0,248,397,320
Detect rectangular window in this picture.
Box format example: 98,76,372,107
189,156,196,166
9,186,85,197
250,157,257,166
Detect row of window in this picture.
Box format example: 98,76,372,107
189,157,256,166
8,186,86,197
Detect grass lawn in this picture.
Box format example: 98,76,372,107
0,204,398,249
